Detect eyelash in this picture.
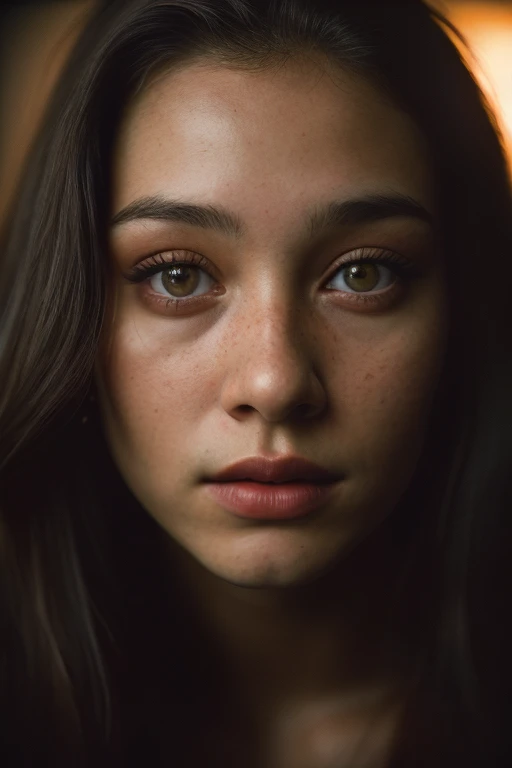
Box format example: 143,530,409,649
124,248,419,310
126,250,213,284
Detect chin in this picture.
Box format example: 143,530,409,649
196,540,346,590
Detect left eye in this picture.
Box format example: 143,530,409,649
149,264,215,298
325,261,397,294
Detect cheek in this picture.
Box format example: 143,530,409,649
95,313,219,465
342,320,447,489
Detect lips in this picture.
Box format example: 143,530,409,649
208,455,341,484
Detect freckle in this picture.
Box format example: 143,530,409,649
154,408,159,414
365,372,374,381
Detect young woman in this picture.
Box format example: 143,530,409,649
1,1,511,765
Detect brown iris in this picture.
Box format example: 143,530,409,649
343,263,380,292
161,265,200,297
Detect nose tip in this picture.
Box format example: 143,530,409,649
219,318,327,423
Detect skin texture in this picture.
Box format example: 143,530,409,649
95,56,448,766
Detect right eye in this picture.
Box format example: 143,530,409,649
124,250,223,310
148,262,216,299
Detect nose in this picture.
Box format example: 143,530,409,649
219,298,327,424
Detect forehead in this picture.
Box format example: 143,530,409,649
111,59,435,227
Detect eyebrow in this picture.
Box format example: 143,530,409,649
110,192,435,238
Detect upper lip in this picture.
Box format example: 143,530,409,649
208,456,342,484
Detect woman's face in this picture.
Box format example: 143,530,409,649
95,57,448,588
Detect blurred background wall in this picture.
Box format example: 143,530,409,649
1,0,511,229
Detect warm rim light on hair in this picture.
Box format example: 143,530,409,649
447,1,512,165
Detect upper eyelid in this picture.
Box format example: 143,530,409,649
131,245,409,270
138,246,402,268
124,250,215,281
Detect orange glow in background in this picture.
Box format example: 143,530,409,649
448,1,512,165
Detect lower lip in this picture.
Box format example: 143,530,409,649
203,481,337,520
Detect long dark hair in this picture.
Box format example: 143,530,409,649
1,1,511,765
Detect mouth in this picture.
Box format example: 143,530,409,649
203,455,342,520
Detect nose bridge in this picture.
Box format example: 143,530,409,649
239,278,307,359
220,279,326,422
